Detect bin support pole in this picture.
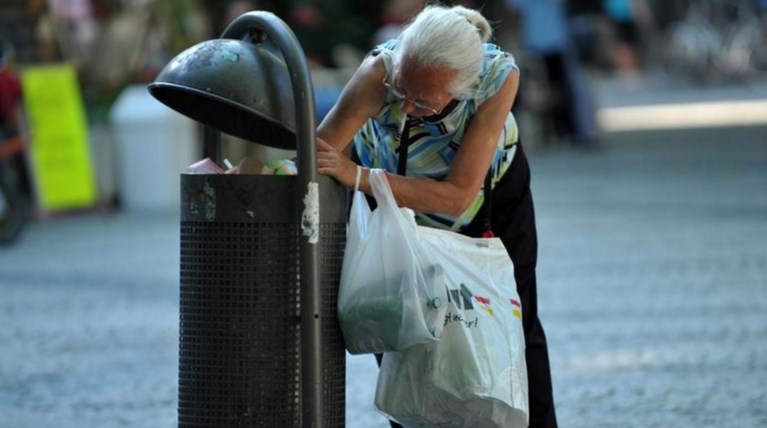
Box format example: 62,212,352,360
221,12,322,427
201,125,222,166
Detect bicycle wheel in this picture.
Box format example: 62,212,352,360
0,159,28,244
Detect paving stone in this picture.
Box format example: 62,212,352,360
1,128,765,427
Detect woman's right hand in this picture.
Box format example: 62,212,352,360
317,137,358,189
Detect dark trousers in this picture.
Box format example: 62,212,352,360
375,143,558,428
472,143,558,428
542,53,577,140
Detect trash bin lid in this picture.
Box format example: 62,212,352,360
148,38,297,150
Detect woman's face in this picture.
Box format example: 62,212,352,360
387,62,455,117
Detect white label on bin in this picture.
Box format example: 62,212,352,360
204,180,216,221
302,181,319,244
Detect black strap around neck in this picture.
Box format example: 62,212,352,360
482,171,493,234
396,116,494,234
397,117,415,175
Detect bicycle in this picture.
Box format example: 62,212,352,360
0,132,29,244
0,40,31,245
664,0,766,82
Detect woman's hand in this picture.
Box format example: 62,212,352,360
317,138,357,188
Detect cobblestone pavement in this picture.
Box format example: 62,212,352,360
1,124,766,428
532,126,767,428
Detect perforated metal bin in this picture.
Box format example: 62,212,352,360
178,174,347,427
147,10,346,426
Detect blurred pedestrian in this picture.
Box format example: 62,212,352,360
753,0,767,69
316,4,558,427
371,0,426,46
0,42,22,138
506,0,601,147
603,0,654,78
568,0,609,67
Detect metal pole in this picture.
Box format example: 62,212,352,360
201,125,222,166
221,12,322,428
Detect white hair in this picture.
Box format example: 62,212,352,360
393,4,492,98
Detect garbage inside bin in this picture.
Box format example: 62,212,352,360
186,158,226,175
186,157,297,175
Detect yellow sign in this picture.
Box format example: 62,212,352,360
21,64,96,211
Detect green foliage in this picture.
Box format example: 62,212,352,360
217,0,388,66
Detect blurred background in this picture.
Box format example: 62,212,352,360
1,0,766,427
1,0,766,213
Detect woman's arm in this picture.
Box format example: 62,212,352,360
317,54,387,186
318,54,387,150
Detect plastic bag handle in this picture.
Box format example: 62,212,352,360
369,169,418,230
369,169,399,211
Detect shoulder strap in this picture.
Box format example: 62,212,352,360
397,117,415,175
482,172,493,237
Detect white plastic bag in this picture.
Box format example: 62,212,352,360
374,226,529,428
337,169,449,355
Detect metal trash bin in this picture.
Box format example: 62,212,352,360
178,174,346,426
147,10,348,427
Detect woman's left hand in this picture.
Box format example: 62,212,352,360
317,138,357,188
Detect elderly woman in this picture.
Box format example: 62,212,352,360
317,4,558,427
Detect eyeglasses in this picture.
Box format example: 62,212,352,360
382,71,444,116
